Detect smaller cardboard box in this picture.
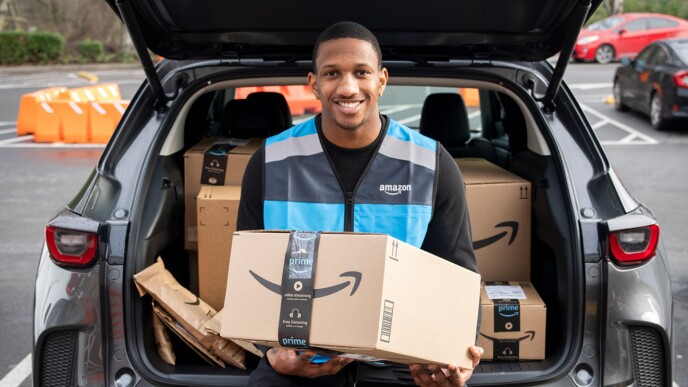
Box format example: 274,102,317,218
184,137,261,250
221,231,481,368
477,281,546,361
456,158,532,281
197,185,241,311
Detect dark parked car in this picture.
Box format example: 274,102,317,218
574,13,688,64
33,0,674,386
613,38,688,130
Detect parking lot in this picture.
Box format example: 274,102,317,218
0,63,686,386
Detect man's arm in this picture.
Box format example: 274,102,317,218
420,146,478,274
237,145,265,231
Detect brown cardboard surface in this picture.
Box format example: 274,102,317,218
184,137,261,250
221,231,481,368
197,185,241,311
456,158,532,281
477,281,546,360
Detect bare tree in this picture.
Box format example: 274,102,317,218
602,0,624,15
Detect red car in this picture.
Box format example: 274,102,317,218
574,13,688,63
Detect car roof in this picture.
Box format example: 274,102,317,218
105,0,602,63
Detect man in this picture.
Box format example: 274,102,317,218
237,21,482,386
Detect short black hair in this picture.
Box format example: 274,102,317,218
312,21,382,71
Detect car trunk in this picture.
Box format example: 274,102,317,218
120,61,585,385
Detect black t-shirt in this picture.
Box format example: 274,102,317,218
237,115,478,386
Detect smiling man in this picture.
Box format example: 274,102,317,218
237,21,482,387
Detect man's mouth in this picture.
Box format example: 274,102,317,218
335,100,364,113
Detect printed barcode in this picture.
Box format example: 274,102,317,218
380,300,394,343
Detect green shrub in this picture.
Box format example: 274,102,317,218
78,39,104,63
26,32,64,64
0,32,28,65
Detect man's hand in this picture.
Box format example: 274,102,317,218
409,346,483,387
266,348,354,379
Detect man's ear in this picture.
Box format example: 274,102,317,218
378,67,389,96
307,72,319,100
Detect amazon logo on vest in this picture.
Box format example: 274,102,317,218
472,221,519,250
249,270,362,298
379,184,412,196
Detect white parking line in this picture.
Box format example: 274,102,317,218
0,135,33,145
580,103,659,145
0,354,31,387
0,128,18,135
0,121,17,126
397,113,422,125
568,82,613,90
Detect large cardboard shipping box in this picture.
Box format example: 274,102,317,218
184,137,261,250
197,185,241,311
477,281,546,361
456,158,532,281
221,231,481,368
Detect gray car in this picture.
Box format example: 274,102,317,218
33,0,672,386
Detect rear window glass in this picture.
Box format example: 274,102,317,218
647,17,678,29
674,44,688,64
587,16,624,30
232,86,483,132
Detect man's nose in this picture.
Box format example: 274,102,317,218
337,73,359,96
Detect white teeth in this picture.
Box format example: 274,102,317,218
338,101,361,108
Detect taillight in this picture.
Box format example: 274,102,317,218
609,224,659,265
46,226,98,267
674,70,688,89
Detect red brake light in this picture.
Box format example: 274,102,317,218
46,226,98,267
609,224,659,265
674,70,688,89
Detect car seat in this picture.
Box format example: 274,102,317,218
221,92,292,138
247,91,293,129
419,93,498,164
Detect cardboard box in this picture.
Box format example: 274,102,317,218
184,137,261,250
197,185,241,311
477,281,546,361
221,231,481,368
456,158,532,281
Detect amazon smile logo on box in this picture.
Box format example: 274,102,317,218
249,270,363,298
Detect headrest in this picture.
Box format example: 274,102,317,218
419,93,471,144
247,92,293,128
221,96,289,138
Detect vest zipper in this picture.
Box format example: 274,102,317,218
344,192,354,232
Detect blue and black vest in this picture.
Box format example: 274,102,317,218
264,117,438,248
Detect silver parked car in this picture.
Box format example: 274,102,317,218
33,0,672,386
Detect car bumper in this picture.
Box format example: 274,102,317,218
33,244,105,386
603,244,673,386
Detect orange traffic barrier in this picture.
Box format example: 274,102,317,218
34,100,90,143
16,87,67,135
235,85,321,116
89,100,129,143
20,83,128,143
58,83,122,103
459,88,480,107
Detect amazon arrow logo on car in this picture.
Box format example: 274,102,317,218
249,270,362,298
472,221,519,250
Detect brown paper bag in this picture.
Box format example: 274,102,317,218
152,310,176,365
205,309,263,358
134,258,246,369
153,304,224,367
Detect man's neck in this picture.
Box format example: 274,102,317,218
320,115,383,149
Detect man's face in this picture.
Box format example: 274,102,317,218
308,38,388,134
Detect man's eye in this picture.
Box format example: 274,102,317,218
324,71,338,77
357,70,372,76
